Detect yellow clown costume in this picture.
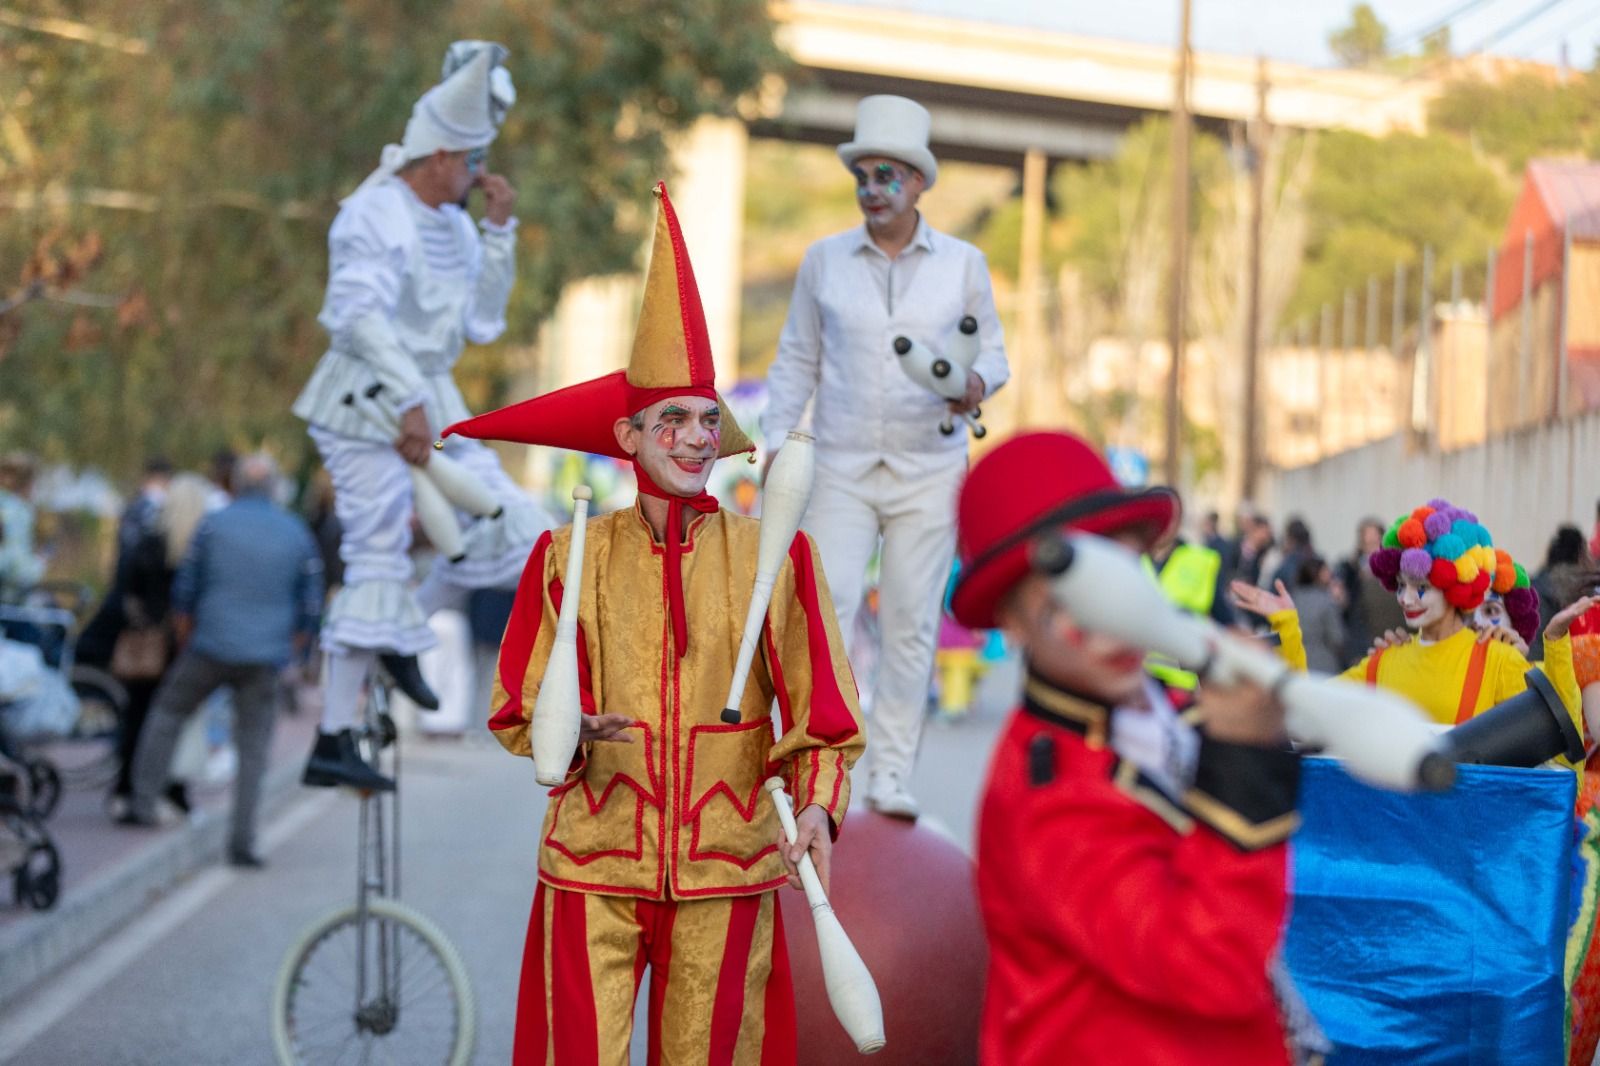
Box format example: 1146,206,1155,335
441,184,865,1066
1269,500,1582,769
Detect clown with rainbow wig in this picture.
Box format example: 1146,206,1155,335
1238,499,1584,762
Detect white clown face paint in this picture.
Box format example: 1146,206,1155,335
1474,593,1510,634
621,395,721,498
1397,574,1449,631
851,156,922,232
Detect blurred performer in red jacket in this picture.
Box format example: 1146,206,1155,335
950,432,1322,1065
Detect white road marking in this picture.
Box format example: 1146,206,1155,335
0,789,335,1061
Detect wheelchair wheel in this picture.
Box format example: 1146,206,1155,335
25,759,61,820
12,835,60,910
58,665,125,788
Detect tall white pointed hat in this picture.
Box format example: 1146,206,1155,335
347,47,502,201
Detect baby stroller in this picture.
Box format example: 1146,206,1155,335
0,584,128,910
0,748,59,909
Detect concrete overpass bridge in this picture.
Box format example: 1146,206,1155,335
761,1,1431,167
528,1,1438,457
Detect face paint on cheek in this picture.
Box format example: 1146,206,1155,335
886,180,902,197
652,425,677,451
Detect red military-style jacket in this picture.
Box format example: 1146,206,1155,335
976,670,1302,1065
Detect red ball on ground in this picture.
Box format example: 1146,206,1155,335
778,809,987,1065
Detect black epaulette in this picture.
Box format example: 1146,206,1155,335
1028,732,1057,787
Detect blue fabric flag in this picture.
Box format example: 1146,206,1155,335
1284,758,1576,1064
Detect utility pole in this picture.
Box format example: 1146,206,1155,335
1240,54,1269,501
1163,0,1193,487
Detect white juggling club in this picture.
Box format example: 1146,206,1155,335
529,486,593,786
353,385,504,518
721,432,816,725
340,392,467,563
891,316,986,439
1029,533,1456,792
764,778,886,1055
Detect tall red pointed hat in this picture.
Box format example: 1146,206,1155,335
439,183,754,459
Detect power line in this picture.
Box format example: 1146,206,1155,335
1514,4,1600,57
1392,0,1500,51
1497,0,1600,56
1459,0,1577,55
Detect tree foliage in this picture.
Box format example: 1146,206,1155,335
1328,3,1389,69
1287,129,1509,325
1430,67,1600,173
0,0,782,477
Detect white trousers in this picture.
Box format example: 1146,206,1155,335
803,460,964,783
310,426,548,657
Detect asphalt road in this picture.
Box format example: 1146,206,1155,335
0,665,1016,1066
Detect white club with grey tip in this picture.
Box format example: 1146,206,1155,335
1029,532,1457,793
721,432,816,725
764,778,886,1055
529,486,593,786
891,316,986,439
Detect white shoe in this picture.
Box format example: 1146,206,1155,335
867,775,920,821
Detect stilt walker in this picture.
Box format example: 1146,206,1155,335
762,95,1010,819
441,184,866,1065
292,42,549,790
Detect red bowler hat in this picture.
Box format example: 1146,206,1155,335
950,432,1180,629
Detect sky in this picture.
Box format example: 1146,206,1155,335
837,0,1600,69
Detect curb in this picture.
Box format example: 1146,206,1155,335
0,757,305,1010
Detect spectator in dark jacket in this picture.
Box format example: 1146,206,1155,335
1531,525,1590,661
121,455,323,867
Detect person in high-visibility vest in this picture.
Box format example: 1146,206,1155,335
1149,536,1237,626
1144,534,1236,689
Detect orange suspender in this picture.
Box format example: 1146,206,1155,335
1364,640,1490,725
1455,639,1491,725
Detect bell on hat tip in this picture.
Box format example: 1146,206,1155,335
652,183,664,199
433,440,444,450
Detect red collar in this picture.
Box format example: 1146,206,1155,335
633,461,717,658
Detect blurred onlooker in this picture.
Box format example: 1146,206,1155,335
121,454,323,868
1532,525,1591,661
1149,527,1236,628
1199,510,1238,578
78,457,175,666
207,449,237,511
0,452,46,599
1235,515,1275,589
303,468,344,591
1268,517,1314,592
1337,517,1406,667
1292,554,1345,673
104,472,213,816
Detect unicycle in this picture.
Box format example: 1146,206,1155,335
271,673,476,1065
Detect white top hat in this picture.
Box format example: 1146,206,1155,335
837,95,938,189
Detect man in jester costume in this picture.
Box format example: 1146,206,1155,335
441,184,866,1065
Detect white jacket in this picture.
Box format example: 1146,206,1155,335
293,179,517,442
761,218,1009,480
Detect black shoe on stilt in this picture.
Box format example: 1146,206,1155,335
301,729,395,792
377,653,440,710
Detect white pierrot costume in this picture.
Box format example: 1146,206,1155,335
294,45,548,660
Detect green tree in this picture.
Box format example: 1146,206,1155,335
0,0,783,478
1328,3,1389,69
1430,68,1600,173
1286,129,1509,327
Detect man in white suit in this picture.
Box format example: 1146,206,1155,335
762,95,1011,818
